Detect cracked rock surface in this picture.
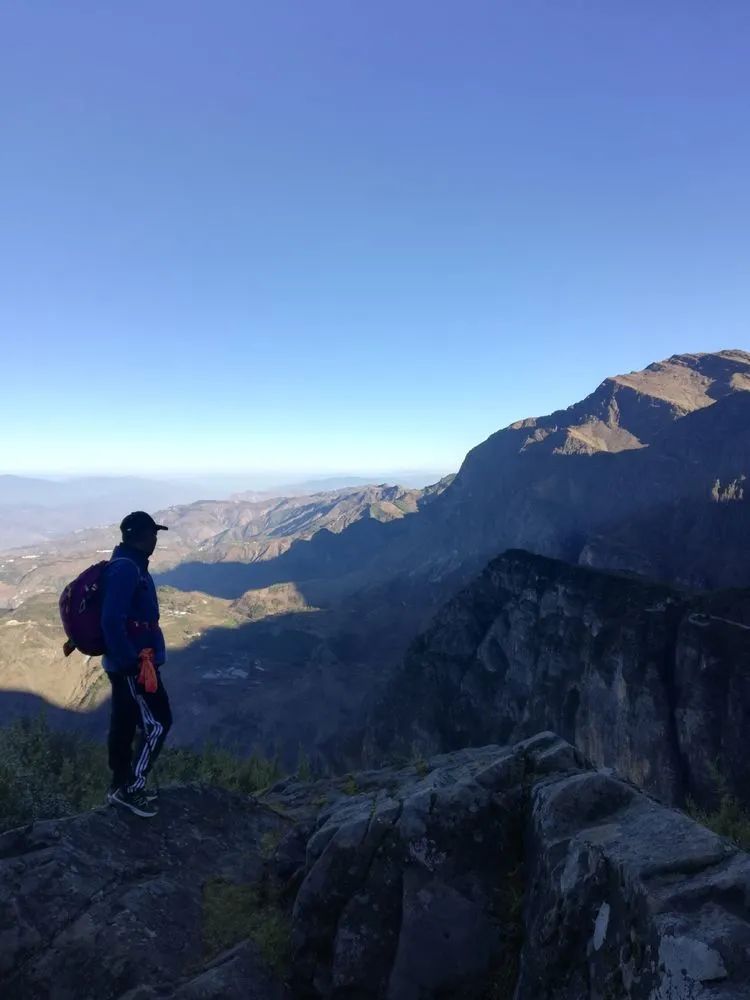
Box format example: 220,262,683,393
267,732,750,999
365,550,750,811
0,786,290,1000
2,734,750,999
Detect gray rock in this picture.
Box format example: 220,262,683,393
366,550,750,810
519,766,750,998
3,736,750,999
265,734,750,998
0,786,291,1000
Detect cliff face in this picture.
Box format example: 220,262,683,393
4,735,750,999
365,550,750,809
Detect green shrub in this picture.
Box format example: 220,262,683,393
202,878,291,973
341,774,359,796
409,743,430,778
0,714,282,833
688,794,750,851
157,743,281,795
0,716,109,829
686,760,750,852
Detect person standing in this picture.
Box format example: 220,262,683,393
101,511,172,817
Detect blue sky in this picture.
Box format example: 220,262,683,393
1,1,748,476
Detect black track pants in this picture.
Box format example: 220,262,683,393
107,671,172,792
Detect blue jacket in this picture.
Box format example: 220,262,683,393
100,543,166,674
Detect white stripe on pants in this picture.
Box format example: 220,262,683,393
127,677,164,793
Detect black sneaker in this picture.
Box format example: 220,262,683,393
106,784,157,804
109,787,158,818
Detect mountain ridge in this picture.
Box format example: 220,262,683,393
1,349,749,767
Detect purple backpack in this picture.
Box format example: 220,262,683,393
59,559,123,657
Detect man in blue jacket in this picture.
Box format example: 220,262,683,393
101,510,172,817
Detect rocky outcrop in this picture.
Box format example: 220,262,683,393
366,550,750,810
517,737,750,999
0,786,291,1000
3,734,750,999
271,732,750,998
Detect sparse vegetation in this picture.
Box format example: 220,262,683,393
159,742,281,795
685,762,750,851
483,863,525,999
410,742,430,777
259,827,284,861
202,878,291,974
0,714,282,832
0,715,109,828
342,773,359,796
296,748,313,781
688,794,750,851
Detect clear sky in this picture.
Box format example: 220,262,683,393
1,1,748,476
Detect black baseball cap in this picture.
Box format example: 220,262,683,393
120,511,169,537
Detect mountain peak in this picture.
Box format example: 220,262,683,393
611,348,750,412
505,348,750,458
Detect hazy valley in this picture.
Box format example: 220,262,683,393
2,350,749,778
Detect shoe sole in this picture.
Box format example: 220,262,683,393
107,790,157,804
109,793,157,818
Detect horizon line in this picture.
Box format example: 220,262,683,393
0,467,452,480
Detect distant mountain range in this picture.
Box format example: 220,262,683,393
0,475,205,550
0,481,452,609
231,472,444,500
0,471,446,551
